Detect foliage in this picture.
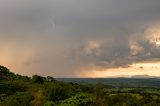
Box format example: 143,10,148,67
0,92,33,106
0,65,160,106
31,89,46,106
57,93,92,106
44,101,55,106
32,75,44,84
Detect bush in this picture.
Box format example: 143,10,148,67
32,75,44,84
57,93,92,106
0,92,33,106
44,101,56,106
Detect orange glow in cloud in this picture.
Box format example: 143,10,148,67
75,61,160,78
0,40,36,75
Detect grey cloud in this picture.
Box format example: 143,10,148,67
69,25,160,70
0,0,160,77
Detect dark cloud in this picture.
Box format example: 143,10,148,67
0,0,160,77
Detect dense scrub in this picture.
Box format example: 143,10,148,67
0,65,160,106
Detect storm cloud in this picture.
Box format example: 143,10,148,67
0,0,160,77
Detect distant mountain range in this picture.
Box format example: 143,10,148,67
131,75,160,79
105,75,160,79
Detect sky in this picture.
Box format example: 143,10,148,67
0,0,160,77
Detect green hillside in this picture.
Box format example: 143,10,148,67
0,65,160,106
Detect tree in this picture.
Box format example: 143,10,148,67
31,89,46,106
44,83,68,101
32,75,44,84
57,93,92,106
46,76,55,82
0,92,33,106
92,83,106,106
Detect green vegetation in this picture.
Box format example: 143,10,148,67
57,78,160,88
0,65,160,106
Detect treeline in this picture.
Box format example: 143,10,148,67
0,65,160,106
57,78,160,88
